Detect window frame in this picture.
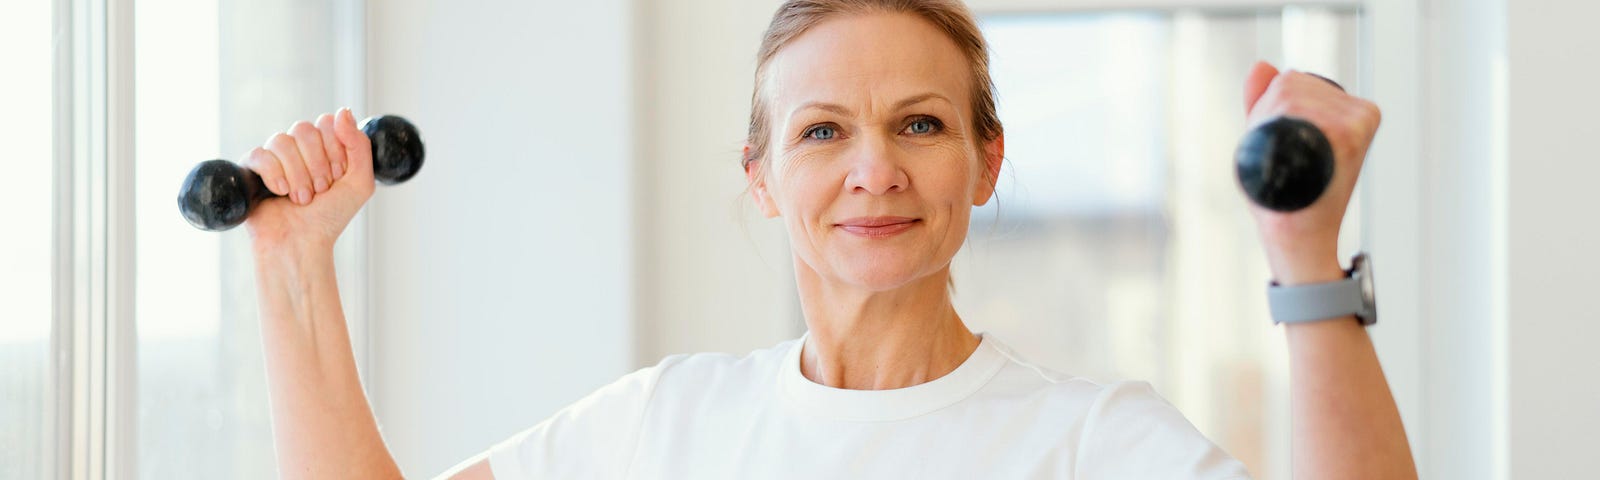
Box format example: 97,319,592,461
53,0,138,477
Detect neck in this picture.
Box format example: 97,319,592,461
794,260,980,390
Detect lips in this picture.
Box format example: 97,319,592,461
835,216,919,238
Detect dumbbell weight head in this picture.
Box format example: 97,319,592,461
1234,116,1335,212
177,159,275,231
177,114,424,231
365,114,425,185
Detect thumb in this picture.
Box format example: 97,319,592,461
333,108,374,182
1243,60,1279,114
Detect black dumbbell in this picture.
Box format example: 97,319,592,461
1234,116,1334,212
177,115,424,231
1235,73,1346,212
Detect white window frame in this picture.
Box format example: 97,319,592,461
54,0,137,478
964,0,1429,477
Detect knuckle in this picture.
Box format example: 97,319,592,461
290,121,320,140
302,144,328,164
269,132,295,149
1362,100,1383,125
1343,103,1378,133
244,147,269,167
1346,115,1363,133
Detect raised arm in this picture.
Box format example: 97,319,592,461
1240,62,1418,479
245,108,406,479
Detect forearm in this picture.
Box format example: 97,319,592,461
255,242,402,479
1279,263,1416,480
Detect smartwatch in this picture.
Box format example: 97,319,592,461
1267,252,1377,326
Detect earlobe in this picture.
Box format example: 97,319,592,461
743,145,781,218
752,184,780,218
973,134,1005,206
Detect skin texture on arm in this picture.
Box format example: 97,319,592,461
254,241,403,479
246,109,406,479
1241,62,1418,479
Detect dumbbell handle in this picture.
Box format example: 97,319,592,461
177,115,424,231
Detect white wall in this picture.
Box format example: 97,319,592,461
633,0,802,365
1503,0,1600,477
1421,0,1505,478
365,0,636,475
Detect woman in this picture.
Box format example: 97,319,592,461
245,1,1415,478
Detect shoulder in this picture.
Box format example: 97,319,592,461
980,334,1180,405
1070,379,1251,478
587,336,797,397
485,338,801,479
974,334,1251,478
654,337,798,378
644,337,798,407
975,333,1112,400
983,334,1208,438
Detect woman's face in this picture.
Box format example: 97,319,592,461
749,12,1003,292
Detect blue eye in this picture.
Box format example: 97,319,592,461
904,117,941,135
805,125,837,140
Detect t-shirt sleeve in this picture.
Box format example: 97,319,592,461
1074,381,1254,480
485,356,680,480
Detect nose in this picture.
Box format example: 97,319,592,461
843,136,908,195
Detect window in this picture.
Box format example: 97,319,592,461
958,8,1363,479
0,0,59,477
132,0,365,477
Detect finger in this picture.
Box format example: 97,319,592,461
290,121,333,194
267,132,314,205
1243,60,1280,114
244,147,289,196
334,108,373,181
315,113,348,181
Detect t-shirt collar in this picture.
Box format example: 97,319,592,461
777,331,1007,422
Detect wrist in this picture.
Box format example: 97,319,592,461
252,233,336,260
1264,249,1345,285
252,237,338,278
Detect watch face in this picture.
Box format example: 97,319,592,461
1359,255,1374,301
1355,253,1377,322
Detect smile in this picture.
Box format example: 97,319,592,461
835,216,920,239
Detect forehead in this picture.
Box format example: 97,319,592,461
766,12,973,112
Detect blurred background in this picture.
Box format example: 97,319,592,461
2,0,1595,478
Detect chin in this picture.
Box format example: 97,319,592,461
833,256,937,292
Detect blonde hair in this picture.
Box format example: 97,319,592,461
742,0,1004,170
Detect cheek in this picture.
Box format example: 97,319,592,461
768,152,838,217
912,144,982,204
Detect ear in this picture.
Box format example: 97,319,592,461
744,145,781,218
972,133,1004,206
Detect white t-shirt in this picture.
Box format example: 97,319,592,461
487,332,1252,479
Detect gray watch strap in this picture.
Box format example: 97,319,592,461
1267,277,1366,323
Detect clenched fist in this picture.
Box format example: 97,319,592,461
1241,61,1383,285
244,108,377,253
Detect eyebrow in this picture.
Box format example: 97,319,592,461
790,92,952,118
